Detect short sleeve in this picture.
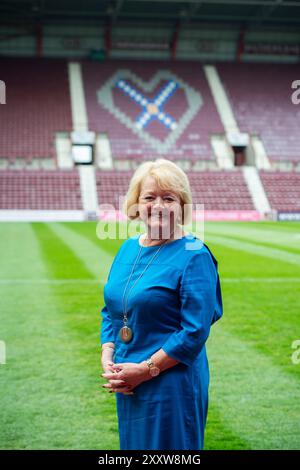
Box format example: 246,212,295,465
161,250,221,367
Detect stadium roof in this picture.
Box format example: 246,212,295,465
0,0,300,30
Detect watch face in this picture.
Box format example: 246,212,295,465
150,367,160,377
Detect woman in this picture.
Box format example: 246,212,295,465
100,158,223,450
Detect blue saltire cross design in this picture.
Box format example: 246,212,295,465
116,79,179,130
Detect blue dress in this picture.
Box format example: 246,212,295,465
100,232,223,450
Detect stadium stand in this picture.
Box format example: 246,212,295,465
82,60,224,164
187,170,255,210
0,57,72,164
0,56,298,217
259,170,300,212
96,170,132,210
0,169,82,210
217,62,300,165
96,169,255,211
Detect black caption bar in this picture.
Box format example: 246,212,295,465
0,450,298,467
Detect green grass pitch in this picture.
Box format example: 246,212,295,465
0,221,299,449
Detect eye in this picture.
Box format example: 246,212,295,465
164,197,174,202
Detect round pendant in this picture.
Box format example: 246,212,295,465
119,326,133,343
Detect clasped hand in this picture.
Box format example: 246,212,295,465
101,362,151,395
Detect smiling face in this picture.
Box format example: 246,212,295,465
138,175,183,239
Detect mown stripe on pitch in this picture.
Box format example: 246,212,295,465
204,221,300,256
0,223,117,448
200,243,297,281
48,222,114,279
205,229,300,256
11,222,118,449
204,234,300,266
0,223,50,447
30,222,94,280
207,326,300,450
31,221,108,346
205,401,250,450
60,220,129,258
0,222,46,280
221,282,299,380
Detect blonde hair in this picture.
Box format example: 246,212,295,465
123,159,193,225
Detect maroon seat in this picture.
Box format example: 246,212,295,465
96,169,254,211
217,62,300,163
0,169,82,209
0,58,72,162
260,170,300,211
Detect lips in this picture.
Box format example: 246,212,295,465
148,213,169,221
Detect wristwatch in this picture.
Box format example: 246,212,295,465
145,357,160,377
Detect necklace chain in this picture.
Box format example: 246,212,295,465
121,231,174,325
